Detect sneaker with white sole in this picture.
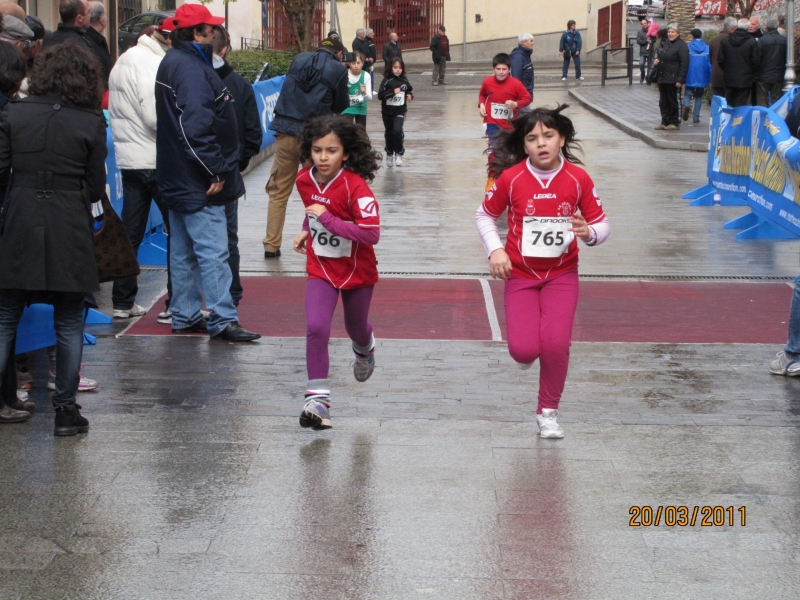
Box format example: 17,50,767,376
561,77,566,81
353,347,375,382
157,308,173,324
537,409,565,439
395,154,403,167
48,370,99,392
112,304,147,319
769,351,800,376
299,394,332,430
386,153,394,168
518,362,533,370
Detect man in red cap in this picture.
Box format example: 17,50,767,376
154,3,261,342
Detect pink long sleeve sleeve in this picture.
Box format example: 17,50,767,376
318,211,380,245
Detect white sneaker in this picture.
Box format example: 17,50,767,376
769,351,800,376
112,304,146,319
157,308,172,324
536,409,564,439
517,362,533,370
386,154,394,168
561,77,566,81
577,77,585,81
394,154,403,167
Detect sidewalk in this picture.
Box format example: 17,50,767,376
569,83,710,151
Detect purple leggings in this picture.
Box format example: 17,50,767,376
306,278,374,380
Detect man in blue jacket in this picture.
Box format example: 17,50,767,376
682,28,712,124
510,33,534,105
262,36,349,259
559,20,583,81
155,4,260,342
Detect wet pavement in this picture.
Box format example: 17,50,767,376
4,75,800,599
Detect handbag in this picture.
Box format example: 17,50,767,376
93,192,140,283
562,48,571,60
646,61,659,85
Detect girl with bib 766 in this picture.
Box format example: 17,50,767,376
475,104,609,439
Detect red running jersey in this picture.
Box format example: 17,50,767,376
296,166,380,289
478,76,532,130
481,159,606,280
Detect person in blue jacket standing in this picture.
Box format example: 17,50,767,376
510,33,534,107
559,20,583,81
155,4,260,342
682,28,712,124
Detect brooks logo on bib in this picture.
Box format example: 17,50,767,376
308,214,352,259
521,217,574,258
386,92,405,106
491,102,512,120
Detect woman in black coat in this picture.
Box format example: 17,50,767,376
0,42,107,436
654,24,689,130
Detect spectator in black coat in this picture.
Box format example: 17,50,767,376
510,32,534,102
211,25,263,308
755,17,786,107
430,25,450,85
85,1,113,82
383,32,402,68
718,18,762,107
636,17,651,84
43,0,110,86
365,28,377,91
653,24,689,130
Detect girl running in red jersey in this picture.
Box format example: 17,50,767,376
475,104,610,439
293,115,382,430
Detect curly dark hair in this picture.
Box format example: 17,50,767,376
300,115,382,182
489,103,583,178
28,42,103,110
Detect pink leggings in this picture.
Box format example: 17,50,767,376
504,269,579,413
306,278,374,380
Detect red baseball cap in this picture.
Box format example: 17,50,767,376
172,4,224,29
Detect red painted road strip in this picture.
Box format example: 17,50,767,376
126,277,792,344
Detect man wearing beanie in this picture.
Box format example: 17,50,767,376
682,28,711,124
261,34,348,259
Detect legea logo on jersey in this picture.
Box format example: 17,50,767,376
311,194,331,204
357,196,378,218
533,193,556,199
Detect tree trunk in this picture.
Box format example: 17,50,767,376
738,0,755,18
278,0,318,52
727,0,737,17
669,0,697,42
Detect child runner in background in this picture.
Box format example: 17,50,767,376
475,105,610,439
293,115,382,430
479,53,532,190
378,58,413,167
342,52,372,128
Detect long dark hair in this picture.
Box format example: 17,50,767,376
489,104,583,178
384,57,406,79
300,115,382,182
28,42,103,110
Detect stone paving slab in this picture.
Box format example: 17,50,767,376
570,84,710,151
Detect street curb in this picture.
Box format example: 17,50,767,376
568,89,708,152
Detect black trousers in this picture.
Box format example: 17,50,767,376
1,336,16,408
725,86,752,108
658,83,680,126
349,114,367,127
382,112,405,156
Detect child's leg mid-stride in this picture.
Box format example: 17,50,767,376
504,270,579,437
342,286,376,382
301,278,340,430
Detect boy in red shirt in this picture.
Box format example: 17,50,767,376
480,53,532,190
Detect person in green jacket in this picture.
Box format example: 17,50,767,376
342,52,372,127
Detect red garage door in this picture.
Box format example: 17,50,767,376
367,0,445,59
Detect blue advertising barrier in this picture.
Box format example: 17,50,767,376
682,92,800,240
252,75,285,151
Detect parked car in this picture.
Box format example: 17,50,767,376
627,0,666,19
118,11,174,54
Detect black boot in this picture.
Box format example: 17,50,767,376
54,404,89,437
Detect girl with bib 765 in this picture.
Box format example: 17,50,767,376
475,105,609,439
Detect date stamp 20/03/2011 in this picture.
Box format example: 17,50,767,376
629,506,746,527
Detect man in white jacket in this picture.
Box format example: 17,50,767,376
108,26,172,320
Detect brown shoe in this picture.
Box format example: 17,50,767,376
441,81,449,85
654,123,667,130
665,124,680,130
432,81,439,86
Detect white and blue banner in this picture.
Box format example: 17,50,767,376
689,92,800,239
253,75,285,151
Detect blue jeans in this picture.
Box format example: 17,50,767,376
562,54,581,78
639,55,650,82
485,123,501,149
683,87,704,121
112,169,171,310
168,204,239,337
224,200,242,306
785,275,800,360
0,290,84,407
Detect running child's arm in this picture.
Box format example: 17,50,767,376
318,211,380,245
573,174,610,246
478,81,489,117
476,205,512,280
515,82,532,110
363,73,373,100
403,79,414,102
377,78,394,101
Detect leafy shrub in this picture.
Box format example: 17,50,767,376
227,49,297,83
